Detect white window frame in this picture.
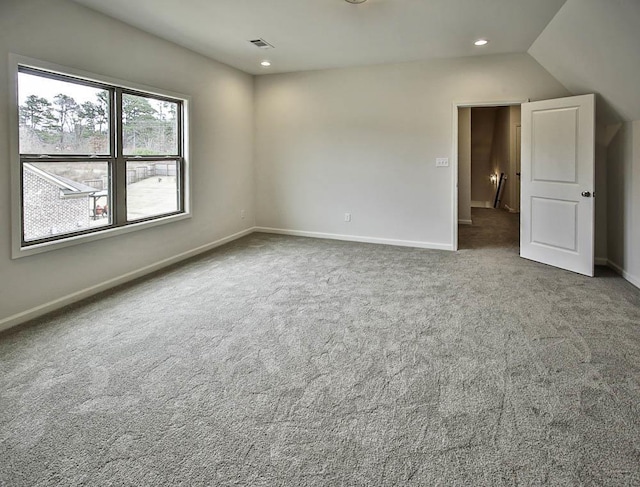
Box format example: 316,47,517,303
9,54,192,258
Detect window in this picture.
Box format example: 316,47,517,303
12,58,189,256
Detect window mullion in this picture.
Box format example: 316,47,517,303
20,156,112,163
114,88,126,227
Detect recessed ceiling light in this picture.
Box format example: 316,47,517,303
474,39,489,46
345,0,367,3
261,60,271,67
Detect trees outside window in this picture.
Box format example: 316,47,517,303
17,67,185,246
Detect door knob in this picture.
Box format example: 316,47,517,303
581,191,591,197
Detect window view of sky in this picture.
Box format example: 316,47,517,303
18,71,101,104
19,72,175,114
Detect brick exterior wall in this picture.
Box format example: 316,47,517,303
23,169,91,241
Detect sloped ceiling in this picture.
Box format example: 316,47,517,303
529,0,640,123
69,0,566,75
65,0,639,123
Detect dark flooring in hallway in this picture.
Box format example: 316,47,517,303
459,207,520,250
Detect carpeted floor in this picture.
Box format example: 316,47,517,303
1,209,639,486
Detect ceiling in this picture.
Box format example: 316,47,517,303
70,0,567,75
529,0,640,123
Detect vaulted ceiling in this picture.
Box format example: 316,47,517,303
70,0,566,75
70,0,640,122
529,0,640,122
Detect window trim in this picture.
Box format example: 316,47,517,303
9,54,192,259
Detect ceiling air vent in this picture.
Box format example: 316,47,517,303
249,39,274,49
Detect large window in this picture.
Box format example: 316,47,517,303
14,62,187,253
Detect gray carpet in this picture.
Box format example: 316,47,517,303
1,210,639,486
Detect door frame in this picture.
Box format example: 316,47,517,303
451,99,528,251
513,124,522,212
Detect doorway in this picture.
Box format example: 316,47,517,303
455,103,522,250
452,95,596,275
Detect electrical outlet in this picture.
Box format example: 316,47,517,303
344,213,351,222
436,157,449,167
240,209,246,219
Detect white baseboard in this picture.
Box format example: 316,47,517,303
5,226,634,334
254,227,454,251
458,219,473,225
0,227,255,334
471,200,492,208
606,260,640,289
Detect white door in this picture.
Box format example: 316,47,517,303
520,94,595,277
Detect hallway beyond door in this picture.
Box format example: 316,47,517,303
458,208,519,250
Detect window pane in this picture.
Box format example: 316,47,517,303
123,94,179,155
126,161,179,221
22,162,111,242
18,71,110,155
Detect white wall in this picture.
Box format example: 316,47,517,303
254,53,569,247
607,120,640,287
457,108,471,224
0,0,255,326
595,137,608,263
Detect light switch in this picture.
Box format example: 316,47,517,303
436,158,449,167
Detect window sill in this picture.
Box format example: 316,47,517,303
12,212,191,259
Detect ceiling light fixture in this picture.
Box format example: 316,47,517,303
474,39,489,46
261,60,271,67
345,0,367,4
